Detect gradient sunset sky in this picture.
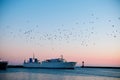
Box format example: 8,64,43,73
0,0,120,66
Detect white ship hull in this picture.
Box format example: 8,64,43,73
23,62,76,69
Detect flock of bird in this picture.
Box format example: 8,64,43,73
4,14,120,51
22,23,96,47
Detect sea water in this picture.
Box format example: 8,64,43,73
0,68,120,80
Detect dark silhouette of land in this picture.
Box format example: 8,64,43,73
8,65,23,68
7,65,120,69
81,66,120,69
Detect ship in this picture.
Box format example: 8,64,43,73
0,59,8,70
23,55,76,69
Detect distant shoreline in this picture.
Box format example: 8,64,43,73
80,66,120,69
7,65,120,69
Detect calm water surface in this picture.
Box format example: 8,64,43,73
0,68,120,80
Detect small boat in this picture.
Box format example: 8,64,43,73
23,55,76,69
0,59,8,70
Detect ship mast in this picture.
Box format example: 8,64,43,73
33,53,35,59
60,55,63,59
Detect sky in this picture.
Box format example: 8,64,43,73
0,0,120,67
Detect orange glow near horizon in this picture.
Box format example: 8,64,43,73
1,41,120,67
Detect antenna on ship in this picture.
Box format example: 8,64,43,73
33,53,35,59
60,55,63,59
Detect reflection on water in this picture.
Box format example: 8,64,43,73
0,68,120,80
